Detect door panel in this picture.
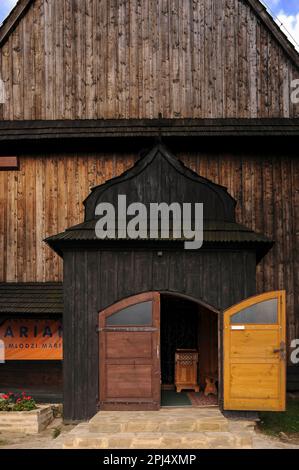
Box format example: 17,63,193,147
106,332,152,358
224,291,286,411
99,292,160,411
106,365,153,398
230,329,280,358
229,364,280,399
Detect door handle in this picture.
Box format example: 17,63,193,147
273,342,286,360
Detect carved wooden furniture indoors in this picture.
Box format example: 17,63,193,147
175,349,200,393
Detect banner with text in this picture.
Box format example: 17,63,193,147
0,319,63,360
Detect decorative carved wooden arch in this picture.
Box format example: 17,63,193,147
159,291,220,315
84,143,237,222
99,292,160,324
99,290,220,320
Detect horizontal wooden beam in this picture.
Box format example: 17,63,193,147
1,119,299,141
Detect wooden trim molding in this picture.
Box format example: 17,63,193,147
1,119,299,142
0,156,18,170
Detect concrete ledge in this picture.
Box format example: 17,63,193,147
0,405,54,434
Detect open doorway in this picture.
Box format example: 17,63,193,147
160,294,219,407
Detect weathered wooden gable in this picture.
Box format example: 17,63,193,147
83,145,236,222
0,0,299,120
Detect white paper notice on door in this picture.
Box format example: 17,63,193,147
231,326,245,330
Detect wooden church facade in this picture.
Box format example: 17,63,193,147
0,0,298,421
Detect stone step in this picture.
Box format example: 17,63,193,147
228,420,257,433
63,424,253,449
89,408,229,433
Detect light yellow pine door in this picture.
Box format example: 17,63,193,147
224,291,286,411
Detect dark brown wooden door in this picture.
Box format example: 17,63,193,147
99,292,160,410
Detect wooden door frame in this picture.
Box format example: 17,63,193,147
98,292,160,411
98,291,223,411
159,291,223,406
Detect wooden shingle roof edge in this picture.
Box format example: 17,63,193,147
0,0,299,69
0,282,63,315
45,220,274,264
1,118,299,141
45,220,273,244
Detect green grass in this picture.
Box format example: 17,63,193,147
259,399,299,437
52,427,61,439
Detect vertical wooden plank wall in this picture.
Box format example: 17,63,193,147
0,0,299,120
0,153,137,282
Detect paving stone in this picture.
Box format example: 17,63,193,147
89,408,228,434
63,431,253,449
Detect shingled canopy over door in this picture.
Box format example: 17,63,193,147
224,291,286,412
99,292,160,411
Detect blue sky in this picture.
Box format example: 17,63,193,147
0,0,299,50
261,1,299,50
264,0,299,16
0,0,18,24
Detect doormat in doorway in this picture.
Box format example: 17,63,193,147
161,390,192,407
188,392,218,407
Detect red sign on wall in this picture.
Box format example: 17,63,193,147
0,319,63,360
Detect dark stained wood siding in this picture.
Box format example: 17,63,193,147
0,0,299,120
63,248,256,421
84,147,236,222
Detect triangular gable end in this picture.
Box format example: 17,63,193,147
0,0,298,69
1,0,299,120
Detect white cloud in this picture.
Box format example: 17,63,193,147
263,0,281,8
276,12,299,52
